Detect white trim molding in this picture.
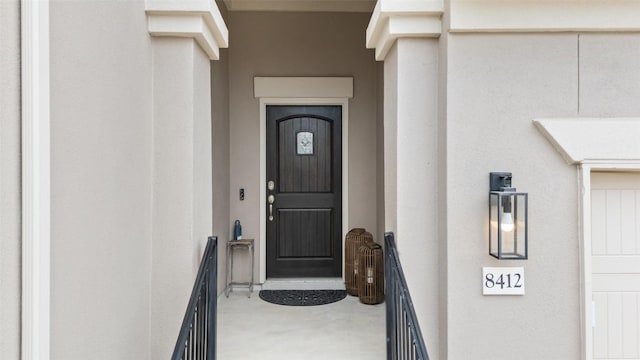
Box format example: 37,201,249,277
223,0,376,13
145,0,229,60
366,0,443,61
253,77,353,284
535,117,640,360
451,0,640,33
578,162,640,360
254,77,353,99
533,118,640,164
21,0,51,359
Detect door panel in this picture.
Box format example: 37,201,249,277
266,105,342,278
591,172,640,359
278,116,332,193
278,209,332,258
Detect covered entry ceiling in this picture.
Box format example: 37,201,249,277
223,0,376,12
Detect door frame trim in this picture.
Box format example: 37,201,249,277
21,0,51,358
259,98,349,283
579,162,640,360
255,77,353,283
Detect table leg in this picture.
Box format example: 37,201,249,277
249,244,254,298
225,244,231,297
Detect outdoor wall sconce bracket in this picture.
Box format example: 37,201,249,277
489,172,528,260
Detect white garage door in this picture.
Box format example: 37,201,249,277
591,172,640,359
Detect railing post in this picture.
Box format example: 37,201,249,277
385,234,393,359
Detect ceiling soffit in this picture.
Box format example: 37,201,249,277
223,0,376,13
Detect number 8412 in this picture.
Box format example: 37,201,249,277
484,272,522,289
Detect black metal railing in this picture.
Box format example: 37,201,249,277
385,232,429,360
171,236,218,360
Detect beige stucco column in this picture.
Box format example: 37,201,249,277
367,1,443,358
146,2,228,358
1,0,22,358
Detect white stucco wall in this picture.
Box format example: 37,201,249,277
150,38,213,359
227,11,379,281
446,32,640,359
0,1,22,358
50,2,220,357
212,49,231,293
384,38,441,359
50,1,153,358
376,62,385,241
383,45,398,233
579,34,640,116
212,2,231,295
437,10,450,358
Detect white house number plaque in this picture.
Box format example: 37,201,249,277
482,267,525,295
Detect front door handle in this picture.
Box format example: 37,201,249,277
268,195,275,221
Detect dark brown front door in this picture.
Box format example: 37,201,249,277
266,105,342,278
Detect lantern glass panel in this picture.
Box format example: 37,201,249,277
512,193,528,259
489,193,500,257
489,192,528,259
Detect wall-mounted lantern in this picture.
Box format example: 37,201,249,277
489,172,528,260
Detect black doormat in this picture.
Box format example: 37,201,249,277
259,290,347,306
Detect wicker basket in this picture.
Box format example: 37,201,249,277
357,241,384,305
345,228,373,296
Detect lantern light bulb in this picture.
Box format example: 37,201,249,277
502,212,514,232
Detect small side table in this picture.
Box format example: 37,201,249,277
225,239,255,298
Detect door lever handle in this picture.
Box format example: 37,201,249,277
268,195,275,221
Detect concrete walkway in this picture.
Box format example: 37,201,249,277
217,291,385,359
